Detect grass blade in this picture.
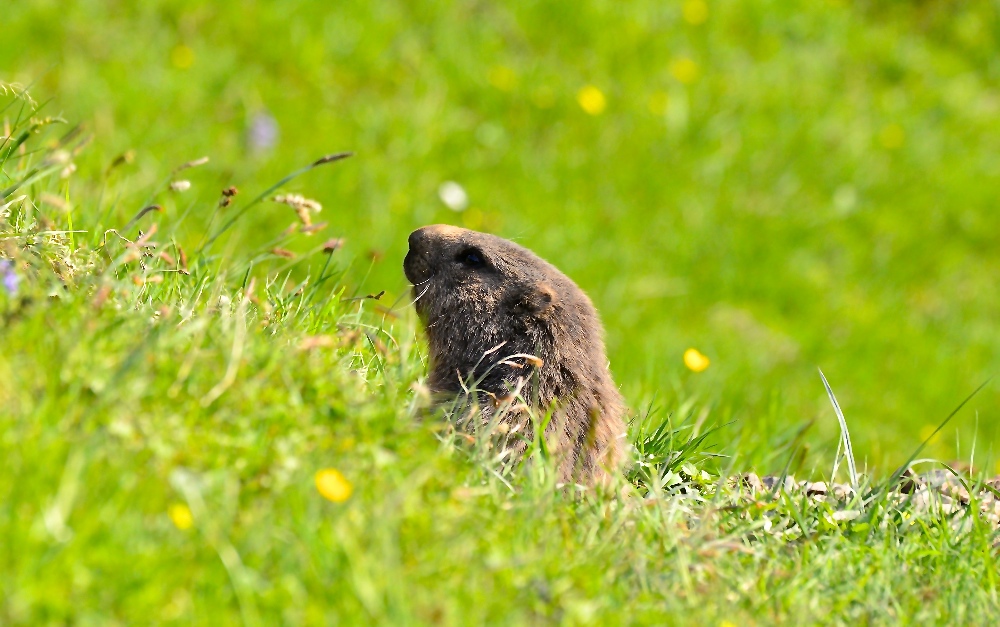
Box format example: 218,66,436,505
818,368,858,492
887,377,993,485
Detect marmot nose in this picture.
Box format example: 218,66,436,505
405,228,436,284
407,228,430,254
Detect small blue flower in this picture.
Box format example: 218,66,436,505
1,259,19,296
247,111,279,155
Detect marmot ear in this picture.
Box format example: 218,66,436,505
514,282,557,315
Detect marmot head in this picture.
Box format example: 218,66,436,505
404,224,561,320
404,224,601,390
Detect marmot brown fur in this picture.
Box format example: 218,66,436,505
404,224,627,486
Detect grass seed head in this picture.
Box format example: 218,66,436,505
218,186,239,207
322,238,344,253
274,193,322,211
312,151,353,166
273,194,323,227
301,222,327,235
175,156,209,172
523,355,544,368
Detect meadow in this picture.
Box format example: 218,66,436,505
3,0,1000,623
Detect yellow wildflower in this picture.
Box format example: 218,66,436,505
577,85,607,115
670,58,700,85
168,503,194,530
170,45,195,70
315,468,353,502
684,348,710,373
683,0,709,25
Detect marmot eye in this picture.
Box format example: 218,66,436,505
455,248,486,268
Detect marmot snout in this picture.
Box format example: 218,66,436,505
405,224,626,486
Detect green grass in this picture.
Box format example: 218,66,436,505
3,0,1000,623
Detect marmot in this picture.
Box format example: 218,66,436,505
404,224,627,486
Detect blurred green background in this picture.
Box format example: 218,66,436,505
5,0,999,472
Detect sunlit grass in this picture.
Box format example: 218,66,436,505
3,85,1000,623
4,0,1000,622
6,0,999,471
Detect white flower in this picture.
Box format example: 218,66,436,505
438,181,468,211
